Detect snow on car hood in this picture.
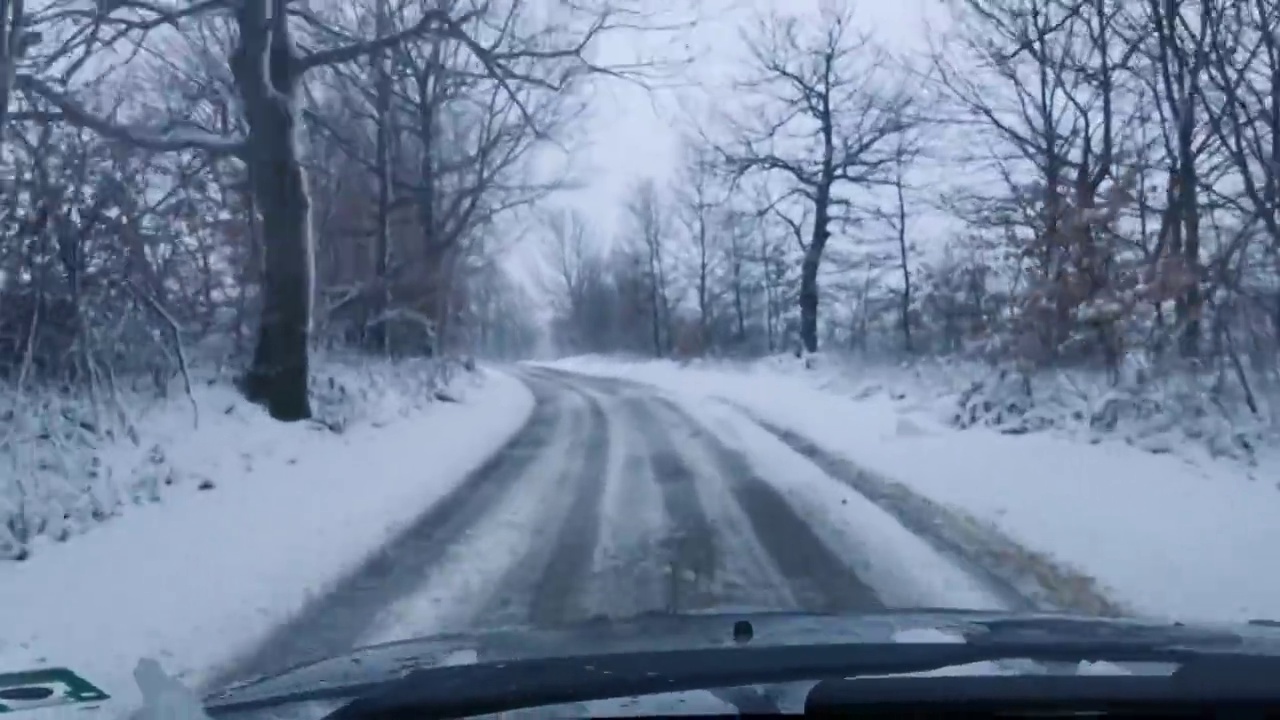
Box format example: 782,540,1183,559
197,609,1280,719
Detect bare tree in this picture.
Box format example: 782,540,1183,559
1201,0,1280,370
1133,0,1213,358
720,3,919,353
627,179,672,357
539,206,597,350
674,140,720,349
542,209,591,301
721,205,753,347
464,258,541,360
0,0,32,135
16,0,644,421
876,147,914,353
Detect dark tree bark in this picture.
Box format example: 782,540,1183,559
18,0,635,420
229,0,315,420
722,6,918,354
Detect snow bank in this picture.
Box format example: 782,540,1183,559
0,359,534,716
611,353,1276,468
542,355,1280,625
675,399,1011,611
0,354,464,561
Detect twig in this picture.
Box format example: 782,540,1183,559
79,337,104,436
127,282,199,429
101,361,140,446
16,294,39,394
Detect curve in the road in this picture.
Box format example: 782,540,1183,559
531,371,794,617
527,368,885,615
209,365,911,696
206,369,582,690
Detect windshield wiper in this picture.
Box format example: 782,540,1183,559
265,639,1278,720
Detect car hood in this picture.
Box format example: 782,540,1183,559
202,609,1280,718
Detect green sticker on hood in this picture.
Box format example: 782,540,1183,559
0,668,110,713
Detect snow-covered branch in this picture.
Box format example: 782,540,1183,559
299,7,464,72
16,74,247,154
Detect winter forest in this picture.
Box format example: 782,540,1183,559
548,0,1280,451
12,0,1280,682
2,0,1279,436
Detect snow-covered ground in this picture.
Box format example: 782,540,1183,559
0,359,533,717
540,354,1280,625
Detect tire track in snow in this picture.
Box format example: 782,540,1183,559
208,370,582,687
528,369,796,614
672,398,1012,611
729,410,1124,617
536,368,999,613
627,400,723,612
647,397,886,613
524,368,826,613
473,371,611,628
579,393,672,619
524,386,611,626
592,379,796,614
356,376,598,642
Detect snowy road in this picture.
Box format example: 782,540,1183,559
212,366,996,690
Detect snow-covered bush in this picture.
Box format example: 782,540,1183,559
951,365,1268,463
767,351,1273,467
0,350,464,562
0,393,117,560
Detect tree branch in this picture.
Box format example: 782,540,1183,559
300,8,474,72
16,74,247,155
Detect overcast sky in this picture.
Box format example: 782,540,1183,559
553,0,946,240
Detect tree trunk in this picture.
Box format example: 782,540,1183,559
798,102,834,355
0,0,25,138
799,188,830,354
369,0,393,354
1179,166,1201,358
649,267,662,358
697,233,708,342
242,126,313,421
234,0,314,421
731,252,745,343
416,51,440,354
798,251,820,354
895,176,913,353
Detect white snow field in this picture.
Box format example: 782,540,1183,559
0,359,533,717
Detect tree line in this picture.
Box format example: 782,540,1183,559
6,0,1280,427
544,0,1280,420
0,0,654,421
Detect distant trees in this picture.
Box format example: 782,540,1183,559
544,3,923,360
540,0,1280,428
